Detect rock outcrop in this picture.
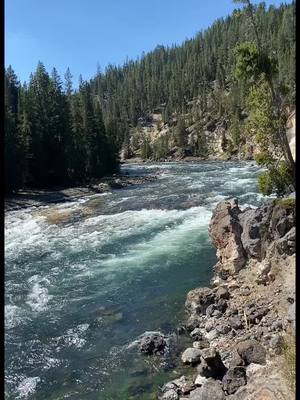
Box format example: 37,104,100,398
157,196,295,400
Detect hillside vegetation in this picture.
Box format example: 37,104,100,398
5,1,295,193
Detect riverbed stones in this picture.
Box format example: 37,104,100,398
222,366,247,394
236,339,266,365
181,348,202,364
139,332,167,355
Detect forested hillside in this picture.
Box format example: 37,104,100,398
90,1,295,160
5,1,295,193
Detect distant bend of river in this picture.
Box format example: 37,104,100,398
5,161,273,400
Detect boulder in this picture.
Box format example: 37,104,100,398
271,200,295,239
222,366,247,395
229,316,243,330
239,201,274,260
139,332,167,355
160,376,195,399
209,198,246,276
276,226,295,255
185,287,216,315
287,302,295,331
205,329,219,341
193,340,210,349
187,378,225,399
185,315,201,332
268,334,284,354
160,389,179,400
216,287,230,300
236,340,266,365
181,348,202,364
190,328,203,341
194,375,207,386
171,376,195,395
216,298,228,313
197,347,227,379
216,323,231,334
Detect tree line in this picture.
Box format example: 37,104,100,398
90,1,295,128
5,63,120,193
5,1,295,194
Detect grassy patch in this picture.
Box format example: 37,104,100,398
281,334,295,390
274,198,295,209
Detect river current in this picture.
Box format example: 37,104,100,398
5,161,272,399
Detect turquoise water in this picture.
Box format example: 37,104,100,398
5,161,270,399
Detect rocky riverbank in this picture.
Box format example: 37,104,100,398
139,195,295,399
4,174,157,211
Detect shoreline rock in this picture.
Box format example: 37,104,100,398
157,196,295,399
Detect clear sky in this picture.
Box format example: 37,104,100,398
5,0,291,86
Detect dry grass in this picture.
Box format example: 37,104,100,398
281,333,295,390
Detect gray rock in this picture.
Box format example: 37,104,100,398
181,348,202,364
229,351,244,368
194,375,207,386
160,376,195,398
216,287,230,300
161,389,179,400
229,316,243,330
240,200,275,259
185,316,201,332
216,323,231,334
268,334,284,354
208,199,246,276
205,321,214,332
197,347,227,379
187,378,225,399
276,227,295,255
236,339,266,365
190,328,203,341
139,332,167,355
185,287,216,316
205,329,219,341
205,304,215,317
222,366,247,395
216,298,228,313
287,302,295,331
193,340,209,349
212,310,222,318
172,375,195,395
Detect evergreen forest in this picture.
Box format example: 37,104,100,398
5,1,295,193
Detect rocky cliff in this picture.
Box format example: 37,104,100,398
157,196,295,400
122,111,256,162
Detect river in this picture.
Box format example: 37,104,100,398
5,161,272,399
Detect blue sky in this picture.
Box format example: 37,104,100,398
5,0,291,86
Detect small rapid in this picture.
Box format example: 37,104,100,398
5,161,273,399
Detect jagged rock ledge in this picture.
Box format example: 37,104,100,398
156,196,295,400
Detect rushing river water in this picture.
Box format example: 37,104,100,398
5,161,272,400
